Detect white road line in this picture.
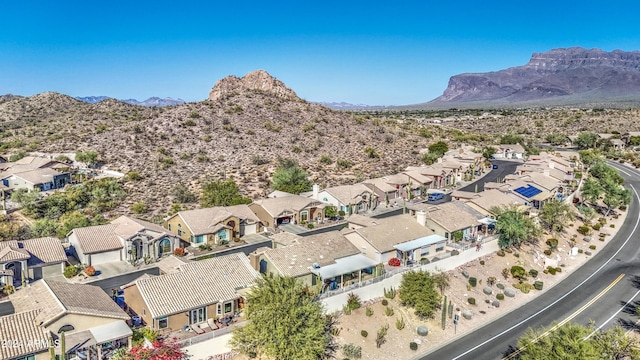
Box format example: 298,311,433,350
585,289,640,340
450,183,640,360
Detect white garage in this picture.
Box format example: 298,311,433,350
67,224,124,266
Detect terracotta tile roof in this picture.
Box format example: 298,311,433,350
346,214,382,228
321,183,375,205
362,177,396,193
10,280,129,327
468,189,518,214
451,190,481,200
424,201,482,233
499,144,525,153
69,224,123,254
20,237,67,264
155,255,189,275
262,231,359,277
134,253,260,318
111,215,171,240
0,310,48,360
173,205,260,236
251,196,320,218
403,170,434,185
0,242,30,262
353,215,435,253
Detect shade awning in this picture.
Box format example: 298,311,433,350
478,217,497,225
90,320,132,344
393,234,447,252
310,254,379,279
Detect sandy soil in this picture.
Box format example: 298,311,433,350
333,208,628,359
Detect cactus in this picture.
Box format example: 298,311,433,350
469,277,477,287
448,300,454,318
441,296,447,330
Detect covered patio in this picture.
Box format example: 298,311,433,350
65,320,132,360
311,254,379,293
393,234,447,266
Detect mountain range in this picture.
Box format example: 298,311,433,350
76,96,185,107
424,47,640,108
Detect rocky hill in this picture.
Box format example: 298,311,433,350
427,47,640,108
0,71,436,217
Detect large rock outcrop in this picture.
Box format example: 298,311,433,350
429,47,640,106
208,70,298,101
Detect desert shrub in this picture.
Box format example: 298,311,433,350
529,269,538,277
497,250,505,257
307,223,314,229
365,306,374,317
360,330,368,338
468,297,476,305
381,299,388,306
589,245,596,250
198,244,212,251
555,267,562,273
577,225,591,235
578,249,584,253
342,305,352,315
534,281,544,290
543,249,552,256
375,324,388,348
610,224,615,228
619,205,627,211
64,265,78,278
410,342,418,351
505,248,513,253
487,276,496,286
384,287,396,299
479,260,485,265
84,266,96,276
547,266,557,275
385,306,394,316
510,265,526,280
342,344,362,359
545,238,558,249
396,317,405,330
502,268,510,279
599,218,607,224
513,282,533,294
496,293,505,300
468,277,477,287
592,223,601,231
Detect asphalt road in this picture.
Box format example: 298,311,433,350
458,160,521,193
422,161,640,360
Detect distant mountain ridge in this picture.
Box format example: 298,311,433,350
427,47,640,108
76,96,185,107
316,102,387,110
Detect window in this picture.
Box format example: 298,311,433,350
217,303,222,315
158,317,168,329
58,324,75,333
224,301,232,314
177,230,183,236
143,309,146,316
168,224,171,231
189,307,206,325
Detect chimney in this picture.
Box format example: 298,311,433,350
312,184,320,200
248,252,260,271
416,210,427,227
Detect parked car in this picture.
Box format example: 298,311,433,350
428,192,444,202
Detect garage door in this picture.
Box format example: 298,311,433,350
90,251,121,265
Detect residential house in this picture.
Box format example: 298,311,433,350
465,189,520,218
343,215,446,265
164,205,261,247
450,190,481,201
414,201,483,242
310,183,378,215
362,177,401,205
123,253,259,331
0,237,67,288
611,138,625,151
7,279,132,360
0,156,71,193
346,214,382,230
495,144,525,159
403,169,434,195
507,181,555,210
111,215,183,263
405,165,453,189
622,132,640,145
249,195,325,228
68,216,182,266
250,231,376,291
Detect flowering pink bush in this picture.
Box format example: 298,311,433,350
388,257,401,267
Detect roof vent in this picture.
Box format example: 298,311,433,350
312,262,321,269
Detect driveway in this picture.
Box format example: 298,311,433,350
458,159,521,193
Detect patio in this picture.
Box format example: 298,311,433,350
311,254,380,293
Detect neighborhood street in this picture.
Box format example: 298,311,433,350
420,161,640,360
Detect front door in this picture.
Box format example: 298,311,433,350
189,307,206,325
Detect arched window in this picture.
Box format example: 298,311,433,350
58,324,75,333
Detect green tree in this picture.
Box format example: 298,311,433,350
428,141,449,156
580,177,603,205
131,202,148,214
398,270,441,319
538,199,575,234
324,206,338,218
230,276,337,360
500,134,523,145
481,146,497,160
200,179,251,207
574,132,599,149
172,184,196,203
517,322,640,360
578,149,603,167
432,272,451,295
421,152,441,165
75,150,100,168
270,159,313,194
491,204,541,249
545,133,569,146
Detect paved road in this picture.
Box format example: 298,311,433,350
458,160,521,193
421,162,640,360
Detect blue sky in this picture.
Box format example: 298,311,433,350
1,1,640,105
